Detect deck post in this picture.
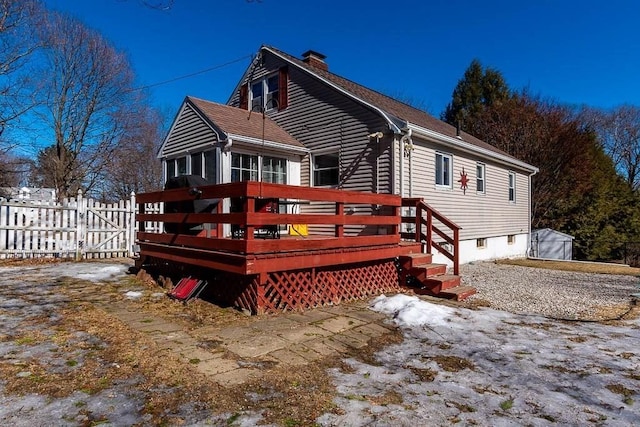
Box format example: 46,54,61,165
426,209,433,254
216,201,223,238
453,227,460,275
414,202,421,243
391,205,399,236
335,202,344,237
245,197,255,240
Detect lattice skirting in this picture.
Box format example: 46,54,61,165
140,256,400,314
205,260,400,314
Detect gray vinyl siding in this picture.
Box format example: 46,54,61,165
161,104,218,158
230,53,391,195
401,136,531,240
230,53,393,236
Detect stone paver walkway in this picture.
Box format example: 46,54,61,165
65,281,396,385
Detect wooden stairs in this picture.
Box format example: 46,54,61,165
398,253,476,301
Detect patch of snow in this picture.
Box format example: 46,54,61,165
124,291,143,299
318,294,640,426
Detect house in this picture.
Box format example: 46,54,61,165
158,45,538,267
0,186,57,202
530,228,574,260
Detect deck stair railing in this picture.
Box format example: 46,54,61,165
401,198,461,275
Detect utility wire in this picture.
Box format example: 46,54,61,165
127,54,253,92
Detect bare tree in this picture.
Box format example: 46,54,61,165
34,11,138,200
582,106,640,191
97,104,164,202
0,0,40,134
0,0,41,188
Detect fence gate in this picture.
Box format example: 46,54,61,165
0,191,139,260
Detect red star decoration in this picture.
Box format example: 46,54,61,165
458,167,469,194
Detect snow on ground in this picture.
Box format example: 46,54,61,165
318,294,640,426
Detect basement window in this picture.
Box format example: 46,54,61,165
508,235,516,245
476,238,487,249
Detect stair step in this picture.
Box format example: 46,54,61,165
421,274,461,293
409,263,447,281
398,252,433,270
439,285,477,301
412,284,476,301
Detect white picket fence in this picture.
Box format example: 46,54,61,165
0,190,161,260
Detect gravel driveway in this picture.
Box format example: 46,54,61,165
461,262,639,319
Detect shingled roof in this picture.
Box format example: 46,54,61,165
264,46,523,163
187,96,305,149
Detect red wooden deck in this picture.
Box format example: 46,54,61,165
135,181,458,313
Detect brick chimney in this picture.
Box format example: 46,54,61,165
301,50,328,71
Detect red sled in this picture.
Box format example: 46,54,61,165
168,277,208,301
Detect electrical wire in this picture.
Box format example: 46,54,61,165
127,54,253,92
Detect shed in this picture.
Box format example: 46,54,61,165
530,228,574,260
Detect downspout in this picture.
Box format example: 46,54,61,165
399,128,412,198
368,132,384,194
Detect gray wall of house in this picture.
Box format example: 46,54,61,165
396,135,532,241
161,103,219,159
229,50,533,242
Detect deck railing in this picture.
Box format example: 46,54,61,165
136,181,402,256
401,198,461,275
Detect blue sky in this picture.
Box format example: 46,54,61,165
43,0,640,117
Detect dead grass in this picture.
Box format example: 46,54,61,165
1,265,411,426
496,258,640,276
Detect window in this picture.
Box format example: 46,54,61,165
476,238,486,248
508,235,515,245
262,156,287,184
204,150,216,183
435,152,452,187
508,171,516,202
176,157,187,176
231,153,258,182
191,153,202,177
166,160,176,179
240,67,288,111
313,152,339,186
476,163,485,194
251,74,280,111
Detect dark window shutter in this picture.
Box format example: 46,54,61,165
239,83,248,110
278,66,288,110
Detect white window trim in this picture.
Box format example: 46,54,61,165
435,151,453,189
312,150,340,187
508,171,516,203
250,73,279,112
476,162,486,195
230,150,289,184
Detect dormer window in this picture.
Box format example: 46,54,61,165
251,74,279,111
239,66,288,111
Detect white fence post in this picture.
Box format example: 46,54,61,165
76,190,86,261
129,191,136,257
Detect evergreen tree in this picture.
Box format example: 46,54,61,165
442,59,510,129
